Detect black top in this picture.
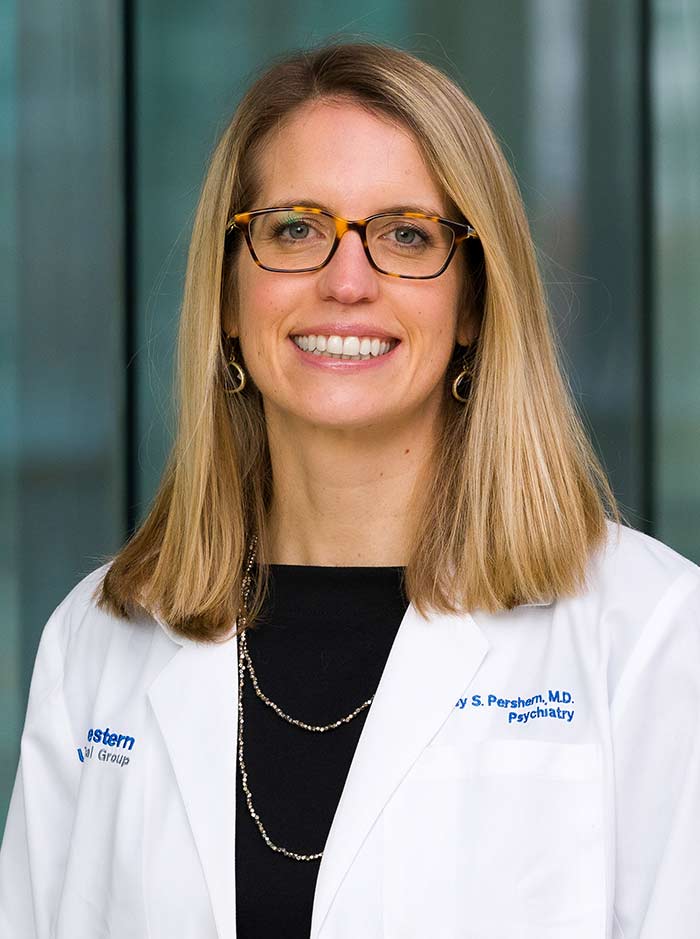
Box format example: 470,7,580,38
235,563,409,938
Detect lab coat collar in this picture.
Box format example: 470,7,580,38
310,601,489,938
147,618,239,939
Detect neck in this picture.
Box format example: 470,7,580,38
261,404,442,567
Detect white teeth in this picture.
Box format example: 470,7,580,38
291,333,397,360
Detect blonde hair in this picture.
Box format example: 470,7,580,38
96,38,619,642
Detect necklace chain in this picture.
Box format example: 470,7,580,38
236,535,374,862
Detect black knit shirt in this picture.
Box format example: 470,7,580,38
235,563,409,938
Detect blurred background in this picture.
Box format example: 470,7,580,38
1,0,698,825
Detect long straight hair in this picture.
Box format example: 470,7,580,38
96,39,620,642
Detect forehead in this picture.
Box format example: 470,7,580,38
254,98,447,217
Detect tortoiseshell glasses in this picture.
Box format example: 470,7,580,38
225,206,479,280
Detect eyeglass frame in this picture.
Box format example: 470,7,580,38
225,205,479,280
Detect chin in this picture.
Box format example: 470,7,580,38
302,409,392,431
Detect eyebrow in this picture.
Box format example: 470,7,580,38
264,198,446,218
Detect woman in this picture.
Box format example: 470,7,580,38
1,39,698,939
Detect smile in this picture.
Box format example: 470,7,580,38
290,334,399,360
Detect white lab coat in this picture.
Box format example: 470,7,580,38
1,520,699,938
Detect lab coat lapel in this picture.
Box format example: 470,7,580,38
148,628,239,939
311,602,489,938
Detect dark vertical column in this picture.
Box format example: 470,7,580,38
579,0,645,522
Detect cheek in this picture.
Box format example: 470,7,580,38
418,287,462,377
235,275,302,382
236,279,283,349
417,284,461,346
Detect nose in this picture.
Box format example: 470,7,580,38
316,229,380,304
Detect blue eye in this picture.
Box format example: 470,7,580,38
274,216,307,237
394,226,423,245
380,222,433,250
271,216,319,240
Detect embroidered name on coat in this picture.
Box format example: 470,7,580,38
454,689,576,724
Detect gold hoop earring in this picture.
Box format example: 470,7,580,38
225,338,246,394
451,342,476,403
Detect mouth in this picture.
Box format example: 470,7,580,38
290,333,400,361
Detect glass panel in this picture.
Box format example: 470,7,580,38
0,1,126,824
654,1,700,562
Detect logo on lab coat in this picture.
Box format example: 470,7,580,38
77,725,135,767
455,689,576,724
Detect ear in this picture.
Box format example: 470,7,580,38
221,310,238,340
221,258,240,339
456,305,478,346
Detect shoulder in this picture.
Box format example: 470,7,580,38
586,521,700,700
596,518,699,584
28,563,179,710
587,519,700,617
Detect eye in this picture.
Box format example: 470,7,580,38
266,213,332,243
392,225,426,245
374,219,434,251
273,218,312,240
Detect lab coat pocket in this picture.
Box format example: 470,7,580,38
382,739,606,939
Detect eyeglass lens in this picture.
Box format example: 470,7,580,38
248,210,455,276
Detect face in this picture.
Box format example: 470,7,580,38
226,98,474,433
